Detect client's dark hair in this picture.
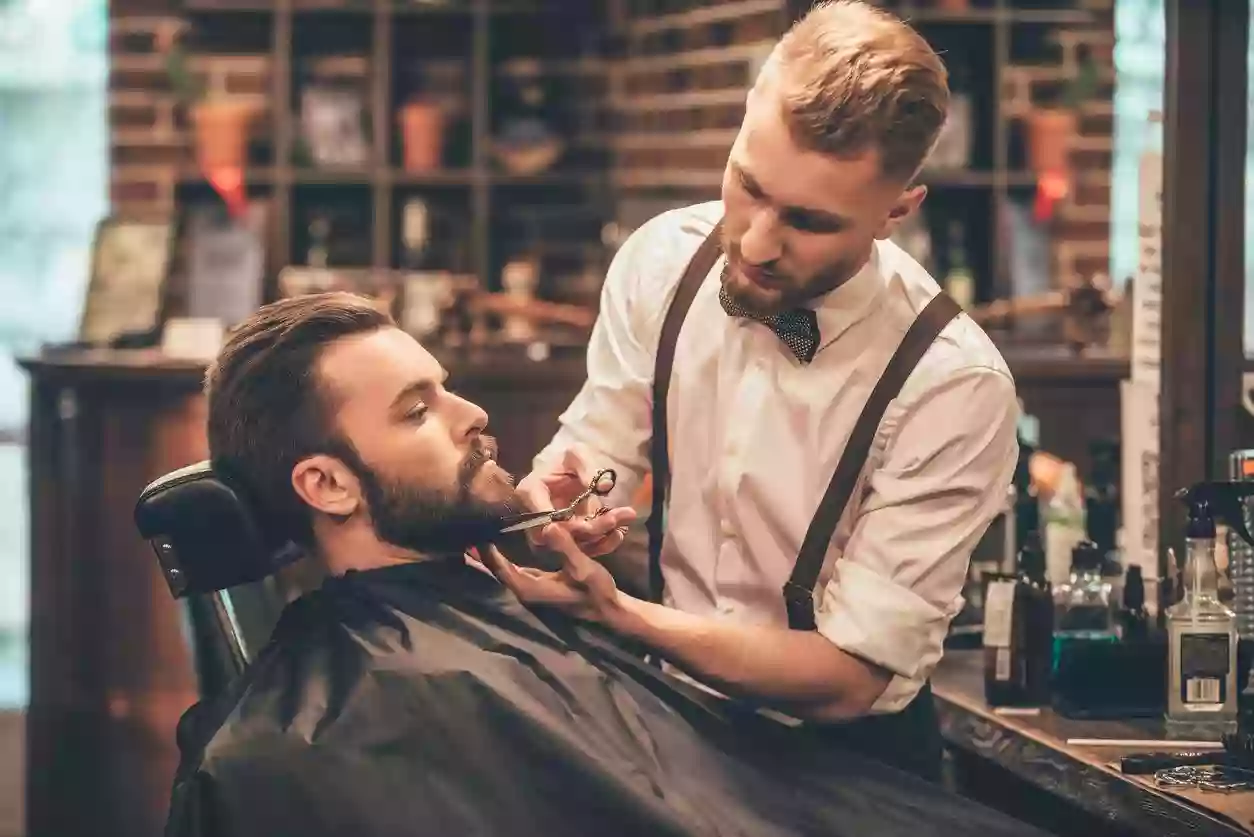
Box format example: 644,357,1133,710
205,292,394,546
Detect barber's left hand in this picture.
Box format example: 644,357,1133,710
484,523,623,624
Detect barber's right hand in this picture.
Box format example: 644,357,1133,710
517,445,635,558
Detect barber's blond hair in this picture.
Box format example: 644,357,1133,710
770,0,949,181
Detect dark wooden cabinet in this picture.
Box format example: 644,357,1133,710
21,354,207,837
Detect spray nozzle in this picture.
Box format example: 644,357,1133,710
1175,481,1254,546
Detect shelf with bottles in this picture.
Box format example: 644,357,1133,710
390,188,476,274
912,16,997,177
894,188,996,310
289,14,378,175
290,183,375,269
488,181,612,294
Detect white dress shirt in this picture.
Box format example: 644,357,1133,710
534,200,1020,714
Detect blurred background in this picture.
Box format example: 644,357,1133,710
1,0,1251,836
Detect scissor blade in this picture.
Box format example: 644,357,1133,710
497,511,556,534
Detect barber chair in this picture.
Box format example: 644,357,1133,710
134,461,303,698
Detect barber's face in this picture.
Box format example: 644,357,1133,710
312,327,520,554
719,71,925,316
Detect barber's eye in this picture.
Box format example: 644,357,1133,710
788,214,840,234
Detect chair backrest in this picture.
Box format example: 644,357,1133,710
135,460,303,693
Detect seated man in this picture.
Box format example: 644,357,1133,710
166,292,1047,837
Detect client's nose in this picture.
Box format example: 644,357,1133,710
449,391,489,441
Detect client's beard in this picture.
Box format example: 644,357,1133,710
351,437,520,556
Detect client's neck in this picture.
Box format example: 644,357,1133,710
313,520,455,576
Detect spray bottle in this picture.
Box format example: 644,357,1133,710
1166,482,1254,738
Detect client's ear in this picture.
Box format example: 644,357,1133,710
292,455,362,518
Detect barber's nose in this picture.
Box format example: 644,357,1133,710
739,209,782,265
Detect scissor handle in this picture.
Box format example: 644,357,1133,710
496,467,617,534
589,468,617,497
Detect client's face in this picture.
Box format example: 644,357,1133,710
315,327,521,555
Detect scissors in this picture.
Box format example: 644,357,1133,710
498,468,618,534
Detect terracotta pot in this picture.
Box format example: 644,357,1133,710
1025,108,1077,175
189,98,257,171
399,101,445,172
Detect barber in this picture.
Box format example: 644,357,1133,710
490,0,1019,782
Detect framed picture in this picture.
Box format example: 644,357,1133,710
78,216,174,346
184,202,267,327
300,85,370,168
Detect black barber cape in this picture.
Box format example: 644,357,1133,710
166,559,1047,837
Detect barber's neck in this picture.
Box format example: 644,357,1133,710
312,516,448,577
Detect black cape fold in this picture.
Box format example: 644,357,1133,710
165,559,1047,837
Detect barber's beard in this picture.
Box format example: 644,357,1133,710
718,233,857,316
356,438,521,556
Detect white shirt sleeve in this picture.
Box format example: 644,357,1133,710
814,365,1020,712
531,220,661,508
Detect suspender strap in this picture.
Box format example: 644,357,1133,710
783,292,963,631
647,222,723,604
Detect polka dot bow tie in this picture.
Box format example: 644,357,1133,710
718,284,821,364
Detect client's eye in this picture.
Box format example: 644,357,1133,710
405,405,428,423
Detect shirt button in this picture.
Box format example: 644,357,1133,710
719,602,735,615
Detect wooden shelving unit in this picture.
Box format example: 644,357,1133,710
173,0,1107,308
863,0,1105,303
177,0,613,299
610,0,1108,306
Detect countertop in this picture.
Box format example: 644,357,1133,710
934,650,1254,837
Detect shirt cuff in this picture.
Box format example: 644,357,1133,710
814,561,959,684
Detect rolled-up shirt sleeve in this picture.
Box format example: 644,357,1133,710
814,365,1020,712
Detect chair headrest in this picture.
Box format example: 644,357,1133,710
134,460,304,598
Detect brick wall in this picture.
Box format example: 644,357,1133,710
1002,0,1116,286
602,0,784,233
109,4,272,219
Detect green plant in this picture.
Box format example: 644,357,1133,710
1059,48,1101,111
165,42,206,106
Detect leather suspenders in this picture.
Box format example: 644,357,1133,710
646,222,725,604
646,222,963,631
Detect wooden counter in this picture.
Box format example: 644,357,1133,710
935,650,1254,837
16,344,1125,837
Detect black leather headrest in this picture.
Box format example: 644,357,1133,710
134,460,303,598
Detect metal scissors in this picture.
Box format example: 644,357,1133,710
497,468,618,534
1155,765,1254,792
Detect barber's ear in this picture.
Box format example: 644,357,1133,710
291,455,361,517
875,184,927,240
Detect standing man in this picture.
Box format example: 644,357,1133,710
490,0,1019,781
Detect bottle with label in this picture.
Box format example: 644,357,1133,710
984,529,1054,707
942,220,975,310
1165,482,1254,738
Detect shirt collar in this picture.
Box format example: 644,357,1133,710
811,240,889,348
